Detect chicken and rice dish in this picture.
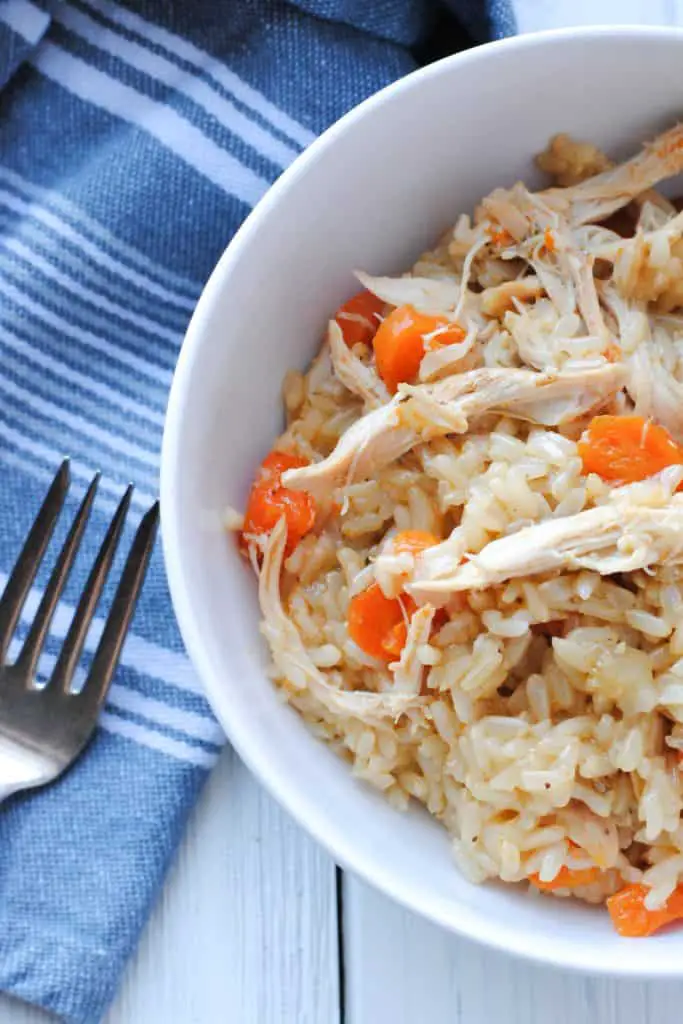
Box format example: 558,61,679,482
231,125,683,937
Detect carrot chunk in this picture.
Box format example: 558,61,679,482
381,615,413,660
529,841,601,892
530,865,601,892
607,883,683,937
242,450,316,556
487,225,513,247
257,450,307,484
392,530,440,556
578,415,683,484
373,305,465,393
335,290,385,348
347,583,416,662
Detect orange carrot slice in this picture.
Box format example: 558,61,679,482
347,583,416,662
257,450,307,485
373,305,465,393
529,841,601,892
242,450,316,556
392,530,440,556
607,883,683,937
530,865,601,892
578,415,683,484
335,290,385,348
487,225,513,247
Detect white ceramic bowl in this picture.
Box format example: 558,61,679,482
161,26,683,976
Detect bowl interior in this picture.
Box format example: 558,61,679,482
162,28,683,975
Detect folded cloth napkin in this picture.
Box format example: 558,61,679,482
0,0,514,1020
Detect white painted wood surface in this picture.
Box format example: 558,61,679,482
107,748,339,1024
0,748,340,1024
5,4,683,1023
345,879,683,1024
514,0,677,31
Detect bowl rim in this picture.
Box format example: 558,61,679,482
161,23,683,976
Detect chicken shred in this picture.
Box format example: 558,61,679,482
480,277,544,318
411,498,683,596
539,123,683,226
391,605,435,695
259,520,418,720
282,365,624,498
355,270,460,315
418,322,481,381
328,320,389,409
627,344,683,444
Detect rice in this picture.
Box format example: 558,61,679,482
233,126,683,935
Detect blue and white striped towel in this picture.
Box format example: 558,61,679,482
0,1,514,1020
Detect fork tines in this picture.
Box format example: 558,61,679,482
0,460,159,707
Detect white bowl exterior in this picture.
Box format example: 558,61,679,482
162,27,683,975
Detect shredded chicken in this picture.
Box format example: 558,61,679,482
282,364,624,498
402,363,624,431
511,188,612,349
480,277,544,318
413,528,468,585
627,344,683,443
418,322,481,381
479,192,530,241
539,123,683,226
328,320,389,409
355,270,459,315
636,194,678,231
411,498,683,596
282,399,414,499
260,520,418,719
391,605,435,694
451,234,489,323
599,281,650,356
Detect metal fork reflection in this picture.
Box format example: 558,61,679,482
0,461,158,801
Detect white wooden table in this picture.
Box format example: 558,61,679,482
5,3,683,1021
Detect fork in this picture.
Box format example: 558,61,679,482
0,460,159,802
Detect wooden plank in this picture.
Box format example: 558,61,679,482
345,879,683,1024
0,748,340,1024
514,0,670,32
108,748,340,1024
